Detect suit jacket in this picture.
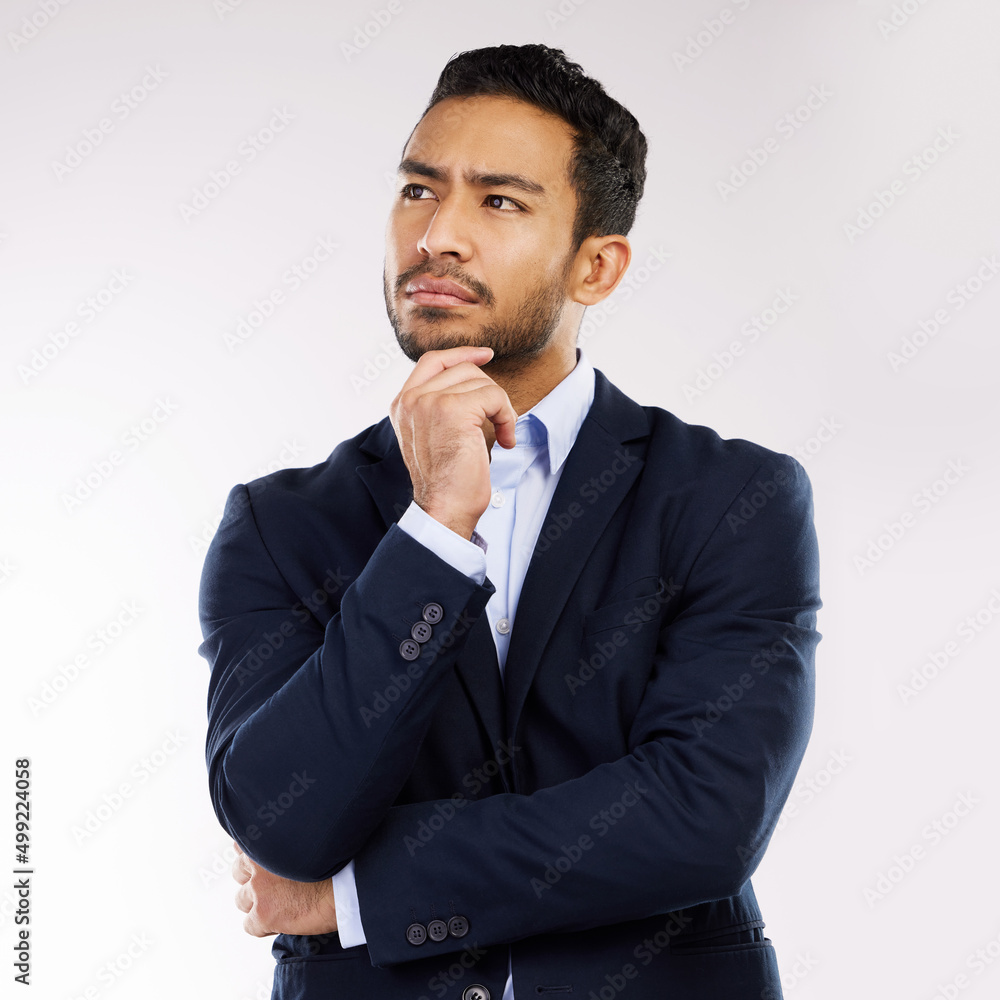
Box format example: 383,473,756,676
199,366,821,1000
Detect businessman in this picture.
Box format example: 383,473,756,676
200,43,821,1000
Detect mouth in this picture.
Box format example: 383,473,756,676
404,276,480,308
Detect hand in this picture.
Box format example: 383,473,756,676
232,841,339,937
390,345,518,539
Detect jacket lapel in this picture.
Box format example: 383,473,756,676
502,368,649,740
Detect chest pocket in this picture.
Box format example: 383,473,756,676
570,581,673,710
584,574,677,639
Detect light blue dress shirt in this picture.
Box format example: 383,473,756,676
332,348,596,1000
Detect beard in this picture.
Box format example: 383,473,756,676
384,257,571,375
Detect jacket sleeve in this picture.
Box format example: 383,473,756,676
198,483,494,880
352,453,821,966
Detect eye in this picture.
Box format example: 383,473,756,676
401,183,436,200
484,194,522,212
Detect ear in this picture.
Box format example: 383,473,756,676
569,235,632,306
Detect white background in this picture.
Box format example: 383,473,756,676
2,1,998,998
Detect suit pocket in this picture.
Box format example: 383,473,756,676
271,952,371,999
662,939,783,998
584,580,671,638
568,588,667,724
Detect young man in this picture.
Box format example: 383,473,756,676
200,44,821,1000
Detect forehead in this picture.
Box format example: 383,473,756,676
403,95,576,190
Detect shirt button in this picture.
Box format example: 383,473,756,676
490,490,505,508
496,617,510,635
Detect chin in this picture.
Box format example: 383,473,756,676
395,328,481,363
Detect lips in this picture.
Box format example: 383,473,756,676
405,276,479,306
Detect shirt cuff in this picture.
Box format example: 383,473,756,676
397,501,487,584
331,859,367,948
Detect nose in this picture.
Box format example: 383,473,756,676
416,194,473,262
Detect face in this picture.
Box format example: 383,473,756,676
384,95,582,368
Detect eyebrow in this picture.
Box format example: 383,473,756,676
398,158,547,197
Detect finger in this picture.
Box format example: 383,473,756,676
244,914,272,939
393,372,512,455
406,374,509,417
232,840,243,855
232,851,251,885
402,370,499,408
400,346,494,393
241,897,273,938
243,909,267,937
439,381,519,447
488,398,519,449
397,363,500,411
235,882,252,915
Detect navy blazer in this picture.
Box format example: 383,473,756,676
199,367,821,1000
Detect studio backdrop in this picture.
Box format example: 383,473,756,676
2,1,998,998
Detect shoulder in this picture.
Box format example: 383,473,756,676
243,417,393,507
212,417,399,558
647,405,802,487
595,367,805,496
202,417,401,602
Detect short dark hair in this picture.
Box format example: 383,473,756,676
421,44,647,250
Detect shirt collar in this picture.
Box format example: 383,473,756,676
502,348,595,475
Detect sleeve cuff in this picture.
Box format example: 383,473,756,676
331,859,367,948
397,501,487,584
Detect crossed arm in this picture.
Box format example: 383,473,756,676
203,348,820,963
209,467,819,962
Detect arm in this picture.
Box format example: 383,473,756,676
330,500,488,947
201,345,515,881
352,453,821,966
230,500,489,944
200,491,494,881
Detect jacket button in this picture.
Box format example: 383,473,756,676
462,987,490,1000
405,922,427,945
399,639,421,661
422,602,444,624
426,918,448,942
448,914,469,938
411,621,433,643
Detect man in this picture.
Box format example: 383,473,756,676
199,43,821,1000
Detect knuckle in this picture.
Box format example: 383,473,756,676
401,386,424,411
413,391,437,415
